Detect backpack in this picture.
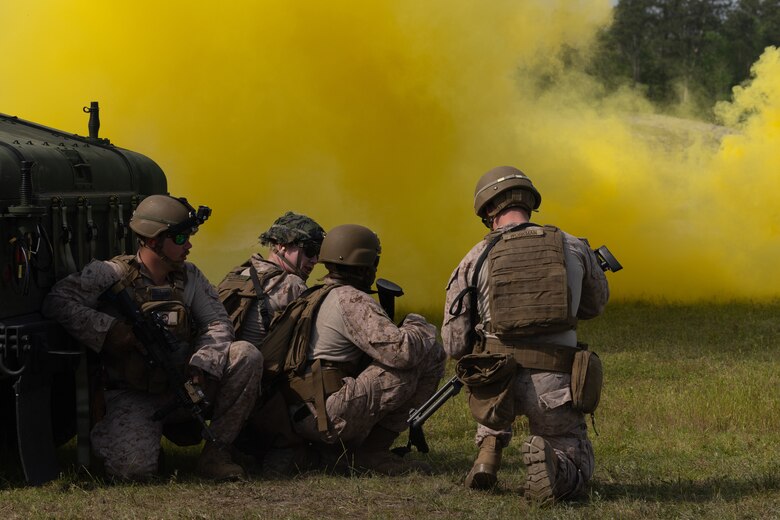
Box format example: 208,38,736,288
216,260,282,336
259,283,339,390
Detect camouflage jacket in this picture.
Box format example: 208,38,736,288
42,254,235,379
236,253,308,346
309,278,440,369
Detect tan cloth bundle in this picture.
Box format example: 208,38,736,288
456,353,517,430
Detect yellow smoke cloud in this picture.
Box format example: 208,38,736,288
1,1,778,306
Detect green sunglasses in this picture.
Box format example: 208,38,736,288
169,233,190,246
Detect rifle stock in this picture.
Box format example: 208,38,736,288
392,375,464,456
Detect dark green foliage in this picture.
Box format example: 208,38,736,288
591,0,780,119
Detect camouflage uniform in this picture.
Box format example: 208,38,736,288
235,253,308,346
292,278,446,445
443,225,609,498
42,255,262,480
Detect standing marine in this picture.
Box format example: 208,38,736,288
42,195,263,481
442,166,609,503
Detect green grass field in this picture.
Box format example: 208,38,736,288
2,301,780,519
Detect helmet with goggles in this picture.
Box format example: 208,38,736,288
129,195,211,241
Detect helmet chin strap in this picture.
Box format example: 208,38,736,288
273,245,306,279
142,238,182,271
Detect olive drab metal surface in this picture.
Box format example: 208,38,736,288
0,103,167,484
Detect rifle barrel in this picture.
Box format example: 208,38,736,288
409,375,463,430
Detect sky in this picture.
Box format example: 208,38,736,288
2,1,779,308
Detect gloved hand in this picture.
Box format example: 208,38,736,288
400,313,428,326
188,365,205,387
188,365,217,406
399,313,438,344
102,320,140,357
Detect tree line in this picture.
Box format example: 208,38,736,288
589,0,780,119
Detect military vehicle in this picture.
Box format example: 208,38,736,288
0,102,167,484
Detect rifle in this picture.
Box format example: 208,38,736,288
375,278,403,320
101,282,217,443
408,374,463,432
375,278,443,456
594,245,622,272
389,375,464,456
388,374,465,456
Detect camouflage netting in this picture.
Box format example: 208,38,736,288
259,211,325,247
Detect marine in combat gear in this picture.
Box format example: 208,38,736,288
42,194,263,481
217,211,325,346
217,211,324,469
276,224,446,475
442,166,609,503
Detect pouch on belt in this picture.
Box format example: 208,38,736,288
570,349,603,414
455,353,517,430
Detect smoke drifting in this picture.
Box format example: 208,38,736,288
1,1,778,305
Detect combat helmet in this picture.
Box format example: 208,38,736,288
473,166,541,224
260,212,325,255
129,195,211,238
319,224,381,267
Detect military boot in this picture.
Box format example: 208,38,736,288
521,435,559,505
196,441,246,481
353,426,433,476
464,435,502,490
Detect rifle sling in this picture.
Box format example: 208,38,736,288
248,265,275,331
448,222,538,350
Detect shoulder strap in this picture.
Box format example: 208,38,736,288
448,223,538,317
216,260,256,332
109,254,141,290
447,223,538,347
249,264,284,330
284,283,341,376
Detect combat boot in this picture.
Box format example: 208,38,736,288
353,426,433,476
196,441,246,481
521,435,559,505
464,435,502,490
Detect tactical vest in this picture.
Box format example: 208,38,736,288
216,259,283,337
105,255,194,391
260,283,340,382
486,225,576,337
259,283,344,434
